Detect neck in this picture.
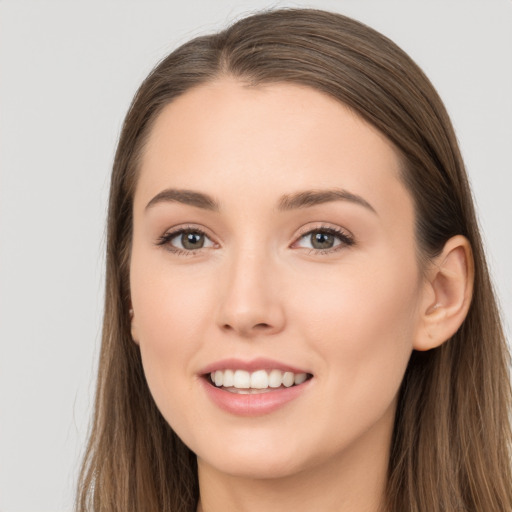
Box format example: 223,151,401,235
196,405,393,512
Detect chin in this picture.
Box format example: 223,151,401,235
193,433,327,481
201,452,307,480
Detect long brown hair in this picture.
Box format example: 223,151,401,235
76,8,512,512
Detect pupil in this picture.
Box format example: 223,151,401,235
182,232,204,250
311,232,334,249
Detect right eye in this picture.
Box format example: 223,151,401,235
157,228,215,255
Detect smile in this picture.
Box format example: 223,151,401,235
210,369,310,393
200,360,313,416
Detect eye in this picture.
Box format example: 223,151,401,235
156,227,215,254
294,226,354,253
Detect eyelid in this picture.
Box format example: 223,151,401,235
155,224,218,255
155,222,355,256
291,223,355,253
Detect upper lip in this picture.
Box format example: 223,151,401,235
199,357,311,376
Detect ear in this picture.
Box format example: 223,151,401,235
129,303,140,345
414,235,474,351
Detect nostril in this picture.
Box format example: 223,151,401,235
221,322,272,333
254,323,271,329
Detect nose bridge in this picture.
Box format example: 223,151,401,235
216,239,285,337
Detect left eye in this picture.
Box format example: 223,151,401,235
295,228,354,251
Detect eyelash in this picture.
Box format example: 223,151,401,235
155,224,355,256
155,225,215,257
294,225,355,255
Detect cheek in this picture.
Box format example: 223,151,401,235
129,255,215,408
131,250,213,341
291,254,419,400
295,252,419,334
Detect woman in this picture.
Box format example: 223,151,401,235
76,8,512,512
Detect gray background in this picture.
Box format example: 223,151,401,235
1,1,511,511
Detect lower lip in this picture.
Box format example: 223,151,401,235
201,378,312,416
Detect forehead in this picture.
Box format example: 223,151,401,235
136,78,413,225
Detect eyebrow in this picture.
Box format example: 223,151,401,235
145,188,220,211
277,188,376,214
145,187,376,214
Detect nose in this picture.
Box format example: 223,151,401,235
215,247,286,339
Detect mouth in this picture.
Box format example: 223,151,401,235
204,369,313,394
199,358,314,415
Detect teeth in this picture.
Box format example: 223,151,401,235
223,369,234,387
209,369,309,390
250,370,269,389
294,372,308,385
282,371,294,387
268,369,283,388
233,370,251,388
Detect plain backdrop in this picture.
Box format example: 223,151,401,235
0,1,511,511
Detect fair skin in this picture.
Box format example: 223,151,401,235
130,79,472,512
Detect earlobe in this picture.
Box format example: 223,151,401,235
414,235,474,351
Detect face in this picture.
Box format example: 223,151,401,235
130,79,426,480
